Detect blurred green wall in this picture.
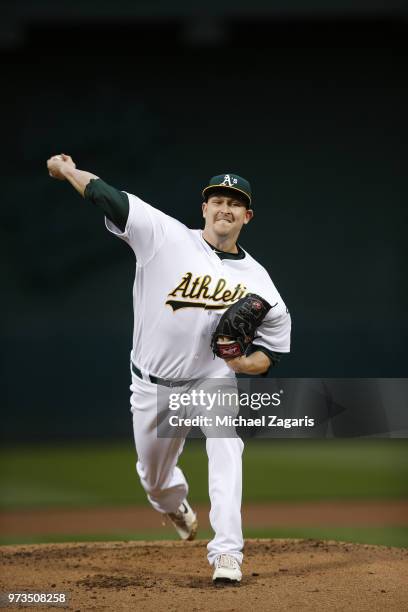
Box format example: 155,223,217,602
1,18,406,440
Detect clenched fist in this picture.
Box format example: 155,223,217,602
47,153,76,180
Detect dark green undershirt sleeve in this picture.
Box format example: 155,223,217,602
84,178,129,233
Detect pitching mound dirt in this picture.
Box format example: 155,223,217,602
1,539,407,611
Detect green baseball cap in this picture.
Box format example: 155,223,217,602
202,173,252,208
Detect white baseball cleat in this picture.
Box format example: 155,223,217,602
167,500,198,541
212,554,242,584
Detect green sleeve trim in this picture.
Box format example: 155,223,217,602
84,178,129,232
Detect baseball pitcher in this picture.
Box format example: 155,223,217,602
47,154,291,584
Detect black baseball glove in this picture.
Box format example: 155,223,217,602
211,293,272,359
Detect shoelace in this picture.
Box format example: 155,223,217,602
167,503,189,526
217,554,239,569
168,511,185,524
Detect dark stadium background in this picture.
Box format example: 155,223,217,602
1,1,406,441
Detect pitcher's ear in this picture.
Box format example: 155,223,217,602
243,209,254,224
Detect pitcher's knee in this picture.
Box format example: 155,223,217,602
144,482,166,499
136,462,167,495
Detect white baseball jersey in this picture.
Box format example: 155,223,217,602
106,193,291,380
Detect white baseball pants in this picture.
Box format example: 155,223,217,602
130,373,244,566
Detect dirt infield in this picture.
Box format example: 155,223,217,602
1,539,407,611
2,500,408,537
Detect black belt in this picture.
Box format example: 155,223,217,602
131,362,192,388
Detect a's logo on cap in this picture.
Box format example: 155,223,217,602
221,174,238,188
